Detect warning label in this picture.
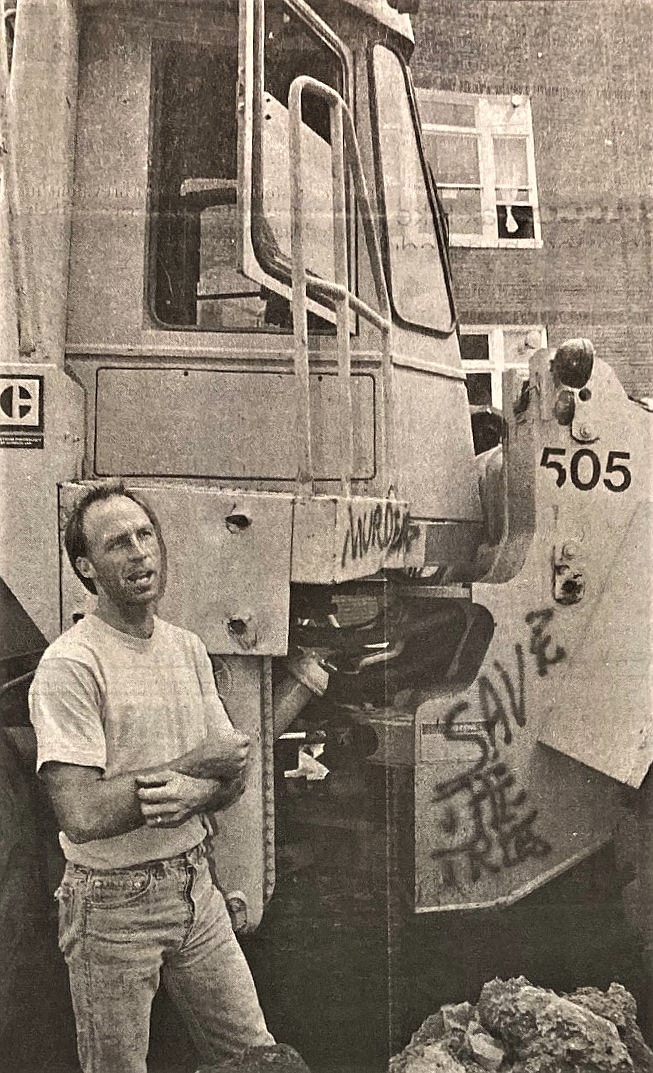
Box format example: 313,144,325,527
0,375,44,448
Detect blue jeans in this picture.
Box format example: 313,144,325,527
56,844,274,1072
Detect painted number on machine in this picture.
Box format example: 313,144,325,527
540,448,631,492
0,375,44,448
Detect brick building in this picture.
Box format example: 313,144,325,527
410,0,653,405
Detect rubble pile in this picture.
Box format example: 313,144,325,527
389,979,653,1073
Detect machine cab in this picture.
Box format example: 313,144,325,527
50,0,483,572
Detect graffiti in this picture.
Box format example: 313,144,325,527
441,645,526,785
340,501,415,568
526,608,566,677
432,762,552,885
429,621,562,888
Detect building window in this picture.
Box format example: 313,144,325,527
460,326,547,410
417,90,542,249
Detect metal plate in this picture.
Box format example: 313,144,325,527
60,485,294,656
291,494,422,583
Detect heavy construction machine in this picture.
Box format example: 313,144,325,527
0,0,651,1068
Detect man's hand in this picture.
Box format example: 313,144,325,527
136,769,218,827
204,771,247,813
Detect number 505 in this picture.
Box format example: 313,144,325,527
540,448,632,492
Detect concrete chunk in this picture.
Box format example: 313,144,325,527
464,1023,505,1071
477,977,634,1073
403,1042,467,1073
565,984,653,1073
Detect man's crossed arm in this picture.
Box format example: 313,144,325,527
40,729,250,844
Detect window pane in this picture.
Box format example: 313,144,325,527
373,46,452,332
419,99,476,127
466,373,492,406
493,136,529,192
503,329,542,365
151,41,242,327
256,0,345,329
496,187,530,204
497,204,534,240
441,188,483,236
423,131,480,186
460,334,490,362
264,2,342,142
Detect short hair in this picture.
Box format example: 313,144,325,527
64,479,164,595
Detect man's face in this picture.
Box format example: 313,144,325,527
77,495,163,609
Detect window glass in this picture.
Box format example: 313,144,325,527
148,3,343,333
373,46,452,332
252,0,346,329
440,188,483,236
259,3,342,272
493,136,534,238
503,328,542,365
493,136,529,196
460,334,490,363
150,37,268,329
419,99,476,128
263,2,342,140
466,373,492,407
426,132,480,186
496,204,535,240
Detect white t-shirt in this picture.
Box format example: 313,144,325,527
29,614,235,869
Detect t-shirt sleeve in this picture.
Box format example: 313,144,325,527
192,639,237,736
29,656,107,773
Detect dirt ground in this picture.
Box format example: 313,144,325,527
8,788,650,1073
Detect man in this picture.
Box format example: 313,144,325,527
29,478,275,1073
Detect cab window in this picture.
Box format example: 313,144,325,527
148,2,346,333
371,45,453,333
149,36,267,330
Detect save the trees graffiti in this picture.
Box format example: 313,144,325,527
428,610,564,890
440,644,526,782
433,762,552,887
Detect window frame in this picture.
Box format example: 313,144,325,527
146,15,254,333
418,88,542,250
460,325,547,410
367,44,456,338
145,1,352,334
249,0,353,321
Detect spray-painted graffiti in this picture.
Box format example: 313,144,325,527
432,761,552,886
526,608,566,677
429,610,564,888
340,501,415,568
440,645,526,781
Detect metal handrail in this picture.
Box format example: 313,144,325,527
287,75,394,496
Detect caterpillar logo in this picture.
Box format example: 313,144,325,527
0,375,44,448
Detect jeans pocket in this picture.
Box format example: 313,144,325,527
86,869,153,909
55,884,77,957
